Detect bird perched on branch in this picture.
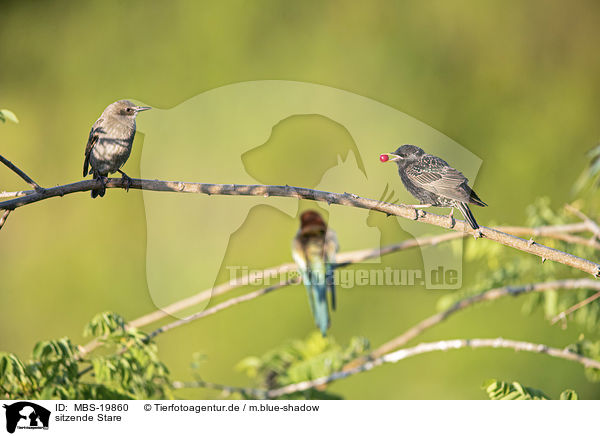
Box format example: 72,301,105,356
381,144,487,230
292,210,339,336
83,100,151,198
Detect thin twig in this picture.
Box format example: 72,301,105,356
565,204,600,239
130,264,298,329
551,290,600,325
147,278,298,340
174,337,600,398
544,232,600,250
346,278,600,368
0,154,43,192
1,178,599,276
171,380,266,398
77,222,594,358
75,278,299,377
0,209,11,231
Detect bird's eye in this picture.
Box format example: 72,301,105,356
126,108,133,113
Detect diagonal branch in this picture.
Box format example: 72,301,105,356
147,278,298,340
0,209,11,231
1,177,598,277
131,222,598,329
266,338,600,398
347,278,600,368
565,204,600,239
173,338,600,398
171,379,267,398
77,223,594,358
0,154,44,192
551,290,600,325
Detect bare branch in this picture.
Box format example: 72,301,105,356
147,278,298,340
551,290,600,325
77,222,592,359
133,225,590,330
0,154,43,192
75,278,300,377
83,223,597,361
544,232,600,250
171,380,266,398
174,338,600,398
348,278,600,368
0,209,11,231
565,204,600,239
129,264,298,329
266,338,600,398
1,177,597,276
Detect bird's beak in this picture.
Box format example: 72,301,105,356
135,106,152,112
386,153,401,162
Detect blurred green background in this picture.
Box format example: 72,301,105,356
1,0,599,399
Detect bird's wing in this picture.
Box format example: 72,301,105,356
292,230,332,335
83,119,101,177
405,155,472,202
291,234,308,272
324,229,338,310
324,229,338,265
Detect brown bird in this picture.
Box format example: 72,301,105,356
83,100,151,198
292,210,338,336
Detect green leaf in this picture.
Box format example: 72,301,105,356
559,389,578,400
234,332,369,399
0,109,19,124
483,379,578,400
482,379,550,400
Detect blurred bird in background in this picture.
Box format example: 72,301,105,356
381,144,487,230
83,100,151,198
292,210,339,336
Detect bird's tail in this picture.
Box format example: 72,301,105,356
468,189,487,207
91,186,105,199
457,201,479,230
91,172,106,199
302,268,331,337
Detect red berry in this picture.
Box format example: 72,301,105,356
379,154,389,162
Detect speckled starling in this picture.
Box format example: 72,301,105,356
382,144,487,229
83,100,151,198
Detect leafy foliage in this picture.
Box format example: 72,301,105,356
438,197,600,334
573,143,600,194
567,336,600,382
0,109,18,124
482,379,578,400
235,332,369,399
0,312,172,399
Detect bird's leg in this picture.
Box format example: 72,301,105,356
118,170,132,192
448,208,455,228
95,174,108,188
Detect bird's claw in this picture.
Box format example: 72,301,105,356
95,175,108,187
119,171,132,192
